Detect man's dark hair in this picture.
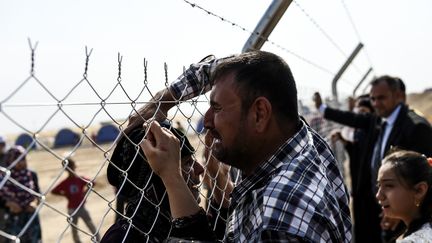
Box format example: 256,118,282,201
370,75,406,94
211,51,298,122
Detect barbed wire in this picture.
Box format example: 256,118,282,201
182,0,337,76
340,0,375,73
292,0,364,76
292,0,348,59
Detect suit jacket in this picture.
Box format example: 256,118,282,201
383,105,432,157
325,104,432,189
324,103,432,243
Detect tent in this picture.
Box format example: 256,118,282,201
96,124,120,144
15,133,37,150
196,117,205,134
54,128,80,148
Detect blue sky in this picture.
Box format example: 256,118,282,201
1,0,431,136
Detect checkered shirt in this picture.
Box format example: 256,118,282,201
224,120,352,242
170,55,223,100
169,55,352,242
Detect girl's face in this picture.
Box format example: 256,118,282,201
376,163,421,225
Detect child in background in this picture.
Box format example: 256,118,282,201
376,150,432,242
0,145,42,243
51,158,100,243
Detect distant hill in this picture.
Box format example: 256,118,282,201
407,89,432,123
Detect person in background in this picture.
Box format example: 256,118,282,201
314,76,432,243
0,146,42,243
0,135,7,243
376,150,432,242
0,136,6,166
332,95,375,191
51,158,100,243
331,95,375,238
138,51,352,242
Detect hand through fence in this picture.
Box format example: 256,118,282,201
126,88,177,134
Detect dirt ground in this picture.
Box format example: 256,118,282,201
27,144,117,243
24,132,205,243
407,91,432,122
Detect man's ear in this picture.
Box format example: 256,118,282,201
250,97,272,133
393,89,404,103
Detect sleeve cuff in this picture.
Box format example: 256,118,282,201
319,104,327,114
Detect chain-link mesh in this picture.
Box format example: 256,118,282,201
0,40,348,243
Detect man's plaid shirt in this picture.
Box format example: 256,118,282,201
224,120,352,242
170,55,352,242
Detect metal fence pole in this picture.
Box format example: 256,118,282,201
331,42,363,103
242,0,293,53
352,67,373,97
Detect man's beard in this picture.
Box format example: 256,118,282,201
212,119,250,171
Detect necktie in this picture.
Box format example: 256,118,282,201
371,121,387,193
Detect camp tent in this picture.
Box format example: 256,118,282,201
196,117,205,134
15,133,37,150
54,128,80,148
96,124,120,144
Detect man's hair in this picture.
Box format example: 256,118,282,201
211,51,298,122
370,75,406,94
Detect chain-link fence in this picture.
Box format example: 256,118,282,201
1,1,365,240
0,40,350,243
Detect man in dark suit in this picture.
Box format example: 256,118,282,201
314,75,432,243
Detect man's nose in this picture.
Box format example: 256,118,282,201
204,108,214,130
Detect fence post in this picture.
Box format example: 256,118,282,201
331,43,363,103
352,67,373,97
242,0,293,53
